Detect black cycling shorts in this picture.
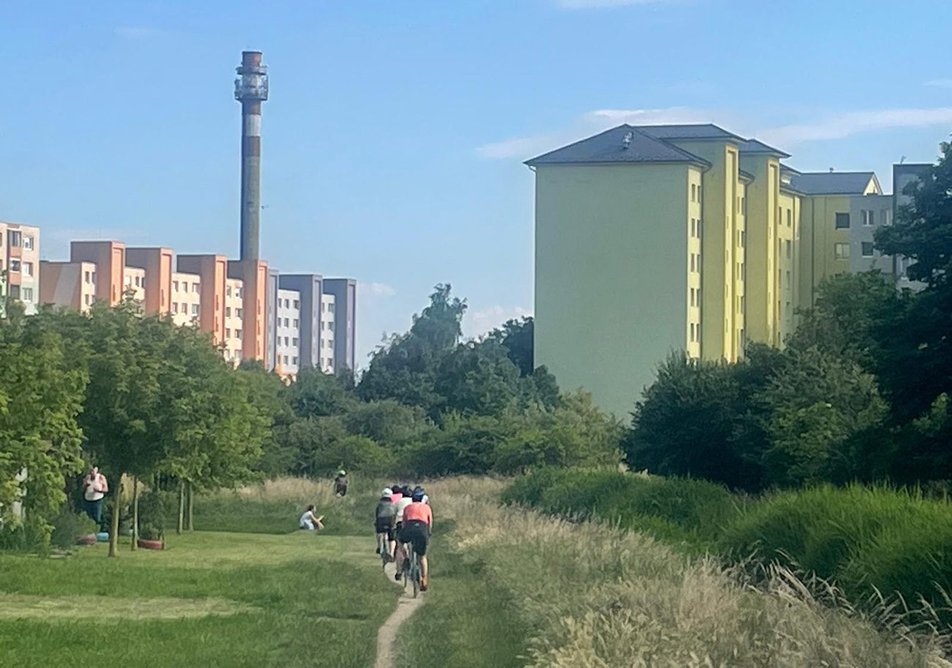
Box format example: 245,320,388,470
375,519,394,540
400,520,430,557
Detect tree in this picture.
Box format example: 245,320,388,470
341,400,433,448
0,305,87,546
625,351,777,491
358,284,466,416
287,367,358,418
79,302,168,556
434,339,521,416
759,346,888,487
489,317,534,377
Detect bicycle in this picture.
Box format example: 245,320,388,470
403,542,422,598
377,535,391,569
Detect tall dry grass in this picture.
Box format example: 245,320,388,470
428,478,952,667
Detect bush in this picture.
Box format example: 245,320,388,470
50,509,97,549
137,491,167,539
503,468,739,548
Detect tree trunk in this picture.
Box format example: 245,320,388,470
177,479,185,535
131,476,139,551
186,480,194,531
108,477,122,558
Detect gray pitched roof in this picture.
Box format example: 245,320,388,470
790,172,878,195
737,138,790,158
638,123,743,142
525,125,710,167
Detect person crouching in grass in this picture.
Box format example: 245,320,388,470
299,505,325,531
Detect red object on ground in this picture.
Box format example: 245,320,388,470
136,539,164,550
76,534,97,545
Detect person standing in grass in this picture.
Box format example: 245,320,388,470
82,466,109,528
299,505,325,531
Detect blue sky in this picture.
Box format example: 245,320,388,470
2,0,951,366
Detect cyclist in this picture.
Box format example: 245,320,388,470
334,470,348,497
392,486,414,581
390,484,404,504
374,488,397,560
399,488,433,591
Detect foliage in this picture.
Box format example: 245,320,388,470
49,509,96,549
0,305,87,545
137,491,166,540
486,316,534,377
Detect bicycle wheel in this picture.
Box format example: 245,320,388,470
411,554,420,599
402,547,410,592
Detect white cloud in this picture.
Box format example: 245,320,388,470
556,0,669,8
463,305,531,339
758,107,952,147
924,79,952,89
357,281,396,298
475,106,710,161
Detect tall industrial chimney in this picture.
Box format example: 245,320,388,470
234,50,269,261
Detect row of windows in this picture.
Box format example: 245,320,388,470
171,303,201,316
2,230,35,250
7,259,34,276
278,317,299,328
277,336,299,348
173,280,201,293
224,306,244,318
280,355,299,367
226,285,244,298
838,210,893,230
225,328,244,339
7,285,34,302
834,242,884,259
278,297,300,309
125,274,144,288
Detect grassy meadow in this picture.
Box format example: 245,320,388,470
402,477,951,667
0,477,396,668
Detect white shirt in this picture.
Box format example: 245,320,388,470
395,497,413,523
83,474,106,501
300,511,316,529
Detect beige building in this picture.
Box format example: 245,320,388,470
0,221,41,315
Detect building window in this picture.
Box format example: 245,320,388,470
691,184,697,202
690,254,696,273
786,209,792,228
10,259,21,272
292,356,298,365
862,210,875,227
785,270,791,289
22,287,33,302
84,294,91,306
785,240,792,259
236,329,242,339
23,235,34,250
192,282,200,293
8,230,21,247
191,304,200,315
283,317,289,327
881,209,891,226
236,308,243,318
293,319,299,328
172,303,179,314
835,213,850,229
834,242,850,259
293,299,300,309
22,261,33,277
237,287,243,298
283,355,289,365
92,272,96,284
226,286,232,297
226,328,231,338
292,337,298,346
225,307,231,317
861,241,875,257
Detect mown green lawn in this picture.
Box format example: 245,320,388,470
0,531,396,667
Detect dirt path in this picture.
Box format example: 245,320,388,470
373,561,424,668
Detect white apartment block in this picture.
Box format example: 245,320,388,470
321,293,336,373
224,278,244,364
275,288,302,375
0,221,41,315
123,266,146,303
171,272,201,327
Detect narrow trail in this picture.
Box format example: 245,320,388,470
373,561,424,668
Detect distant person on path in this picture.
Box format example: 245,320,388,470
334,470,348,497
299,505,325,531
82,466,108,527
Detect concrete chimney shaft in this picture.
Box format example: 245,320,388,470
234,50,268,261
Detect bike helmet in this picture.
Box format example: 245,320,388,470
411,490,425,502
412,486,424,497
338,470,346,476
382,488,392,497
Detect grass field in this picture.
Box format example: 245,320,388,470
0,479,397,668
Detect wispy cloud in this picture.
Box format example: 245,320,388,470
358,281,397,298
556,0,671,8
463,305,531,339
758,107,952,146
924,79,952,89
114,26,168,40
475,106,711,160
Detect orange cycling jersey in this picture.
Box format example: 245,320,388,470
402,501,432,527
